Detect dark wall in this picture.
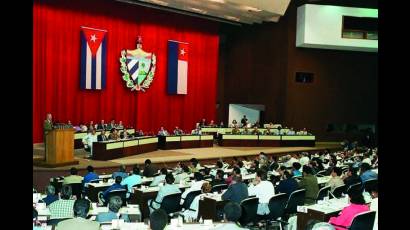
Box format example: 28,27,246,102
218,2,378,141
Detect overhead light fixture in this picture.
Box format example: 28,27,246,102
225,15,240,21
149,0,168,6
208,0,225,3
243,5,262,12
189,7,207,14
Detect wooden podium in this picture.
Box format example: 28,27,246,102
34,128,79,168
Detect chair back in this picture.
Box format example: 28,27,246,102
160,193,182,214
267,193,288,220
332,184,347,198
182,190,201,210
89,179,101,183
68,183,83,199
107,189,127,207
316,186,331,201
347,182,363,193
285,189,306,215
211,184,228,193
315,170,327,177
47,218,71,226
239,197,259,226
349,211,376,230
363,179,377,193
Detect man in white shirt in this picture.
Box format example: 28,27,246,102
284,154,299,168
248,169,275,215
180,172,204,205
82,129,97,157
299,152,310,166
157,127,169,136
150,168,168,187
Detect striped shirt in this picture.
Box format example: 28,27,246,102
49,199,75,219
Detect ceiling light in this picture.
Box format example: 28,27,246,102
149,0,168,6
225,15,240,21
243,6,262,12
189,7,207,14
208,0,225,3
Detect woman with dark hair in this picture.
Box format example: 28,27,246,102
329,190,369,230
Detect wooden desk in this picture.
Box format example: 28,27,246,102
158,135,214,150
74,128,135,149
92,136,158,161
218,134,315,147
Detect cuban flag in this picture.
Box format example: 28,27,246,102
80,26,107,90
167,40,189,95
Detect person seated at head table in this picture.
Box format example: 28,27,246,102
121,165,142,198
109,128,120,140
225,167,241,186
241,126,251,135
66,120,73,128
97,129,108,142
102,176,125,202
211,169,226,187
116,120,124,129
180,172,205,205
182,182,212,221
173,126,184,135
83,165,99,184
80,124,88,132
107,119,116,130
199,118,206,127
150,209,168,230
191,127,202,135
143,159,157,177
208,120,216,127
82,129,97,157
97,119,106,130
63,167,83,185
174,164,190,184
251,126,261,135
298,165,319,205
240,115,248,128
112,165,128,180
263,127,272,135
327,167,345,192
56,198,100,230
49,185,76,220
231,126,240,134
157,126,169,136
148,173,182,214
230,119,238,128
287,127,296,135
42,185,59,206
277,170,299,197
88,120,95,131
252,121,260,128
96,195,130,223
248,169,276,216
222,174,248,204
150,168,168,187
120,129,130,139
213,202,250,230
328,190,370,230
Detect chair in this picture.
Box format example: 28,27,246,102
89,179,101,183
284,189,306,216
182,190,201,210
331,211,376,230
316,186,331,201
106,189,127,207
315,170,327,177
211,184,228,193
363,179,377,193
47,218,71,226
266,193,289,230
68,183,83,199
158,193,182,215
239,197,259,227
347,182,363,193
331,184,347,198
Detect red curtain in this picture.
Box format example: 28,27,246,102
33,0,219,143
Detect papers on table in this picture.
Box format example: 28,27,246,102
317,176,332,185
203,193,223,202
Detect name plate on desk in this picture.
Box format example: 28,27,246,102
201,127,219,132
181,135,200,141
223,135,258,140
201,135,214,140
74,132,87,139
282,135,315,140
166,136,181,142
127,129,135,134
124,140,138,147
106,142,124,150
259,135,281,140
139,137,158,145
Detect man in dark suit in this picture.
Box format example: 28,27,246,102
97,120,107,130
97,129,108,142
222,174,248,204
143,159,156,177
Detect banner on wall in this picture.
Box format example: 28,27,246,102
80,26,107,90
167,40,189,95
120,36,157,92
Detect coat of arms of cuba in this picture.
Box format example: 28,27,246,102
120,36,156,92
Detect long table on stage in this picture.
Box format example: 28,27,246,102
92,136,158,161
218,134,315,147
157,135,214,150
74,128,135,149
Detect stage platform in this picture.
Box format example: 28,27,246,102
33,142,340,191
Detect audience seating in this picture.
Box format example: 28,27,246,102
211,184,228,193
182,190,201,210
332,211,376,230
266,193,289,230
331,184,347,198
316,186,331,201
158,193,182,215
68,183,83,199
106,189,127,206
363,179,377,193
239,197,259,227
284,189,306,217
347,182,363,193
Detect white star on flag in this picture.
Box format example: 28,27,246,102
90,34,97,42
180,48,186,55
